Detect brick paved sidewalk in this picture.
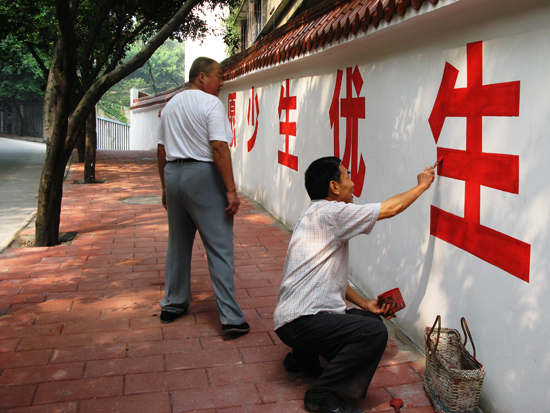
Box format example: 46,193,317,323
0,151,434,412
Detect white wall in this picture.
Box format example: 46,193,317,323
220,0,550,412
129,104,164,150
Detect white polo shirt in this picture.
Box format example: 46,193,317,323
274,200,380,330
157,89,232,161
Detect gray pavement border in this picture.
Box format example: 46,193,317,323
0,137,74,254
0,211,37,253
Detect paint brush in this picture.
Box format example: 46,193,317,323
433,157,443,168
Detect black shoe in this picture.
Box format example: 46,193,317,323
284,352,323,379
160,310,186,324
222,322,250,334
304,386,365,413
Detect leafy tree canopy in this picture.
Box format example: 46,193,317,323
98,39,186,123
0,0,228,103
0,34,47,102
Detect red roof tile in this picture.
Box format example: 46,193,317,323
129,85,187,110
222,0,439,81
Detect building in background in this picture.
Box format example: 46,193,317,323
233,0,325,51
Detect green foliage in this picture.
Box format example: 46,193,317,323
98,39,186,123
96,100,128,124
0,0,234,123
128,39,186,94
0,0,232,94
0,0,55,74
0,34,47,102
222,3,242,57
0,0,239,108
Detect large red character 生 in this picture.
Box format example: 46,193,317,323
429,41,530,282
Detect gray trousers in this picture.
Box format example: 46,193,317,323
160,160,245,325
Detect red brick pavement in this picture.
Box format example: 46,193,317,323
0,150,434,412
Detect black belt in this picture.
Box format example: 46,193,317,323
169,158,199,165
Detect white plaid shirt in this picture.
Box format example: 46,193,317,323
273,200,380,330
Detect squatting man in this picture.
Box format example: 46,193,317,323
274,156,435,413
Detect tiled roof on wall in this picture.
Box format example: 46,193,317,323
222,0,438,81
129,84,187,110
130,0,437,110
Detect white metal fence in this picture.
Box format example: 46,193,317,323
97,117,130,150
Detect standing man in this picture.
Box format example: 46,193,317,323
274,156,435,413
156,57,249,334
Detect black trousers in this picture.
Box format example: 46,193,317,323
275,308,388,399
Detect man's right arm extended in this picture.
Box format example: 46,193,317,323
377,165,435,221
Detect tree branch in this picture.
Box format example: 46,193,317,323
65,0,203,152
70,0,81,19
81,1,116,76
24,42,49,78
55,0,78,79
100,16,152,77
89,15,130,80
147,60,157,94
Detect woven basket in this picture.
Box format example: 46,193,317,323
424,316,486,413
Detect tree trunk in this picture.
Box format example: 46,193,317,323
84,107,96,183
35,146,71,246
76,126,85,162
35,35,74,247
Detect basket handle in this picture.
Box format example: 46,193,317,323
426,315,441,357
460,317,476,358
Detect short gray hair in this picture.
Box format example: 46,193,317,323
188,57,218,83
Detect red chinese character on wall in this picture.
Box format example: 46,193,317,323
247,87,260,152
329,66,366,197
227,92,237,147
429,41,530,282
278,79,298,171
